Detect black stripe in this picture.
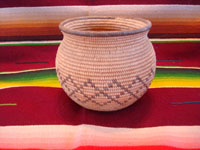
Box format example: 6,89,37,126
157,59,183,61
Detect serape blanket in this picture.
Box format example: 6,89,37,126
0,39,200,150
0,1,200,150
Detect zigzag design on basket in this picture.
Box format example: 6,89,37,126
57,68,155,106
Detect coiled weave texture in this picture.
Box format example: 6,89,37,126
56,17,156,111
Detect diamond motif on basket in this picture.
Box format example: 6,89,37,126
57,68,154,106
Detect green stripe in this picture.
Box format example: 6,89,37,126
0,68,199,82
155,68,200,79
0,40,200,46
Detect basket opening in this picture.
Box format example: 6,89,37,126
59,16,152,37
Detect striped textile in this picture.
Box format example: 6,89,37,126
0,39,200,149
0,1,200,150
0,4,200,41
0,125,200,149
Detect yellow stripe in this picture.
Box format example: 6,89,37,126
1,77,200,89
150,77,200,88
0,78,60,89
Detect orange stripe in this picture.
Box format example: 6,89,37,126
0,21,199,36
0,22,59,28
0,27,60,36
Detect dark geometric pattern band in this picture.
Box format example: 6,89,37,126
57,68,155,106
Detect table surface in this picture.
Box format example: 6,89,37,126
0,39,200,150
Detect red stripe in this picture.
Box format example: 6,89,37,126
0,45,58,72
150,33,200,38
154,42,200,67
1,42,199,72
0,0,199,8
74,146,200,150
1,146,197,150
0,35,62,42
0,87,199,127
1,33,200,42
1,146,199,150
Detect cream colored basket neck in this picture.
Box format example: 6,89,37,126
62,31,149,50
59,16,151,37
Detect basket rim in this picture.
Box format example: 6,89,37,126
59,16,152,37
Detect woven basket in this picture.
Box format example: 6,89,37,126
56,16,156,111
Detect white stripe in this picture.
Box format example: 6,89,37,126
156,66,200,70
0,85,61,90
0,40,61,44
0,66,199,75
0,5,199,22
0,125,200,149
0,6,89,22
151,38,200,42
0,67,56,74
90,5,200,19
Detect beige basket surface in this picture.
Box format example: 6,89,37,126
56,16,156,111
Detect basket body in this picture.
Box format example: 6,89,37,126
56,16,156,111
